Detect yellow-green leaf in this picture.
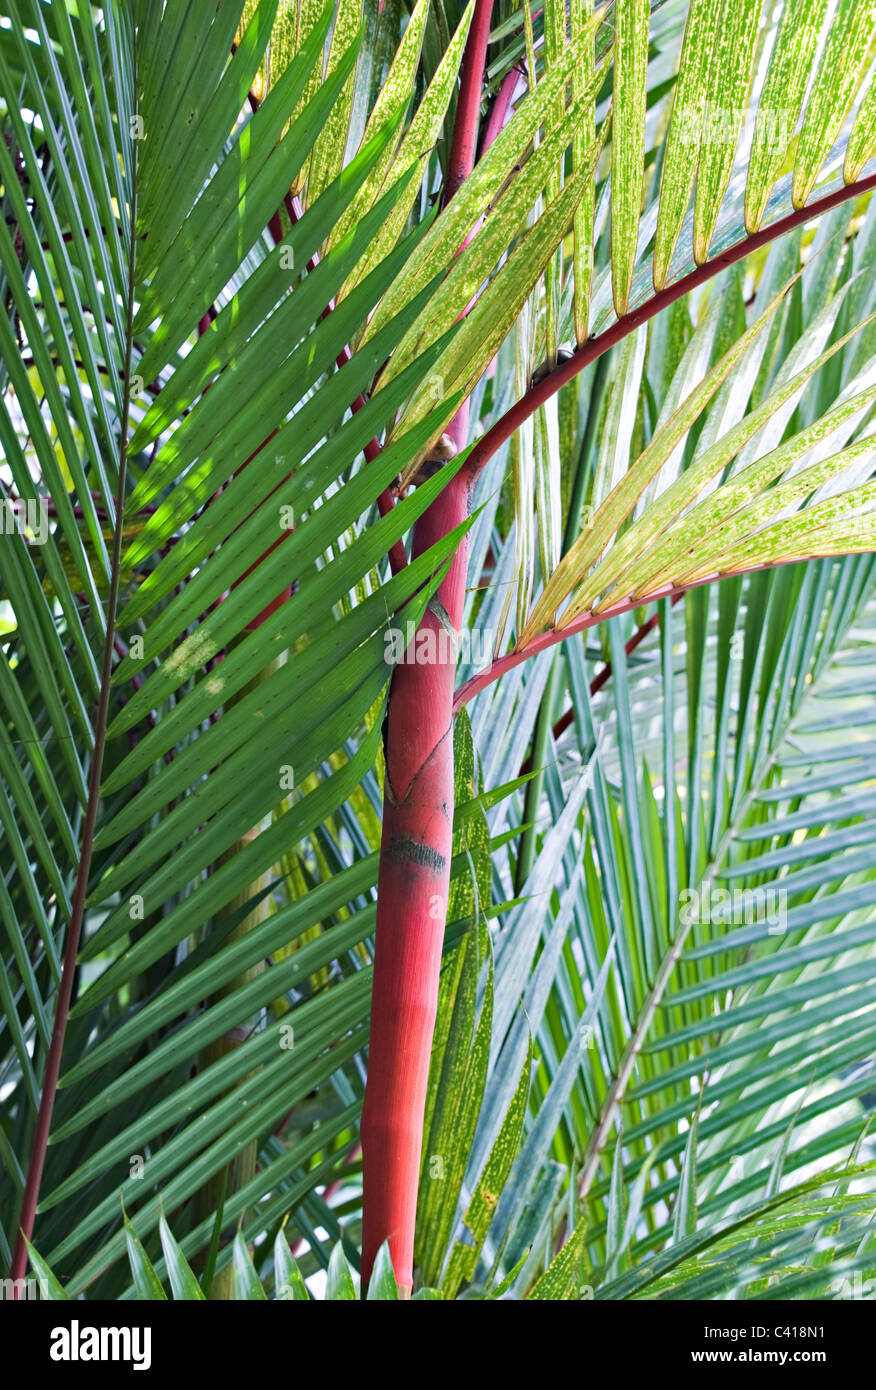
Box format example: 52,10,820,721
393,153,600,477
521,274,797,642
335,3,474,295
328,0,433,251
380,108,603,395
653,0,716,289
305,0,362,205
745,0,829,232
845,64,876,183
611,0,650,315
364,9,606,347
586,313,876,606
793,0,876,209
572,0,597,338
693,0,760,265
626,376,876,597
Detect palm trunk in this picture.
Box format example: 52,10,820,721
361,470,473,1295
360,0,493,1297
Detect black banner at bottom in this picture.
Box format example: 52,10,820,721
2,1294,871,1376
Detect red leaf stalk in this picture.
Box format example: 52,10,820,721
443,1,494,206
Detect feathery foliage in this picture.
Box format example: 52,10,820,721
2,0,876,1302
